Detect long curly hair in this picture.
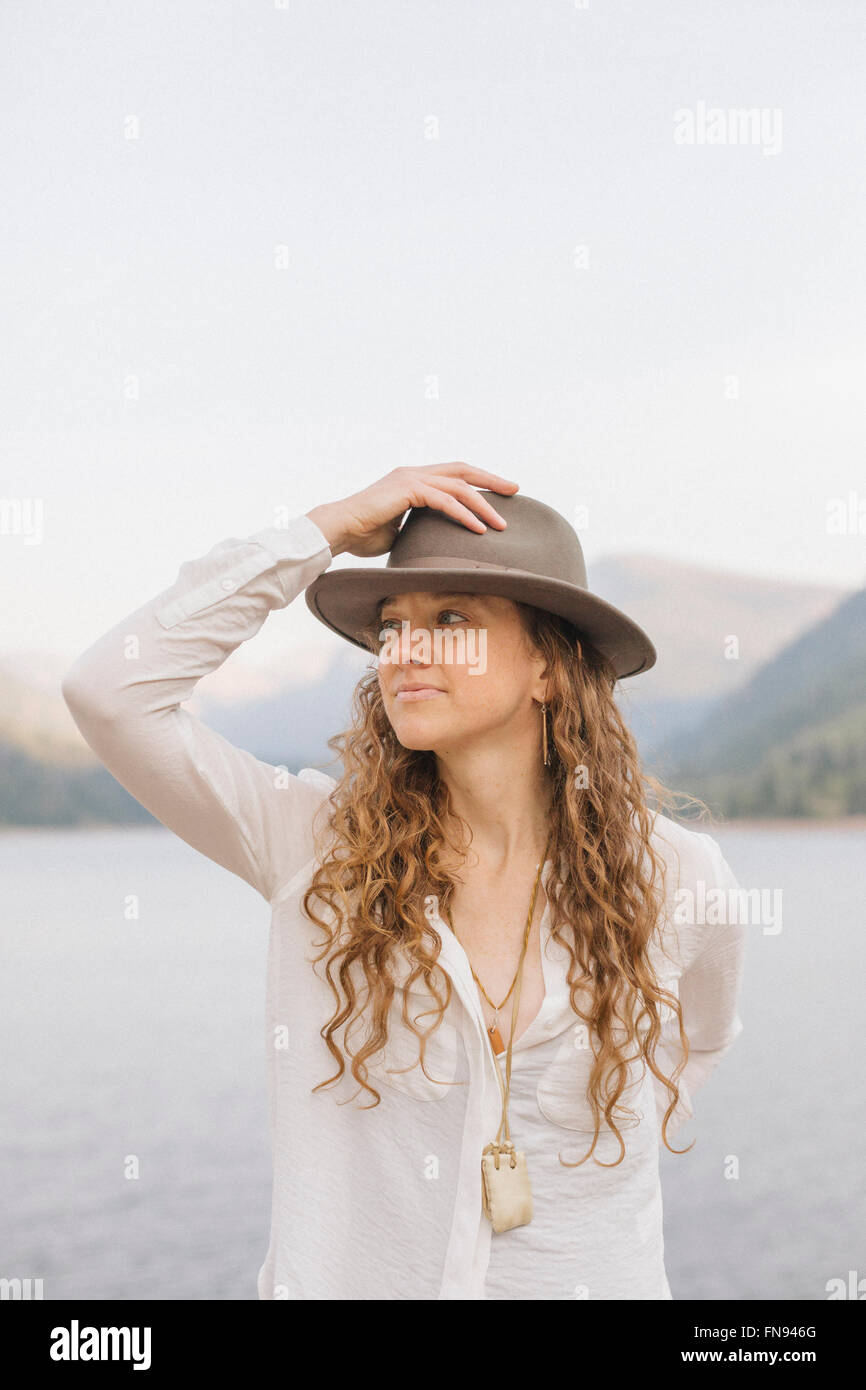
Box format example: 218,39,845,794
301,598,709,1167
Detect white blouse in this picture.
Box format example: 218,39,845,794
62,512,746,1301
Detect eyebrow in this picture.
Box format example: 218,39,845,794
377,592,483,612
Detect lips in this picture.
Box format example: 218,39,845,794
394,685,446,702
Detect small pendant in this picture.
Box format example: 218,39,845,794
481,1142,534,1232
488,1022,505,1055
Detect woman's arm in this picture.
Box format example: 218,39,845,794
652,830,747,1138
62,465,518,901
61,514,336,901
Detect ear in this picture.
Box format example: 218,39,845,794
531,660,552,703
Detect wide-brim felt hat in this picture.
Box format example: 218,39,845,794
304,490,656,679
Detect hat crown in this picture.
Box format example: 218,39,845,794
387,490,588,590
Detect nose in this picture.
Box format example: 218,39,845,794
380,644,434,674
377,617,441,683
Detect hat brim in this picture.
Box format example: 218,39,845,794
304,566,656,680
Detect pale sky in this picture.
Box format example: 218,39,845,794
2,0,865,677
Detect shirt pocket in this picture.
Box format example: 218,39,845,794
535,1023,653,1141
359,990,462,1103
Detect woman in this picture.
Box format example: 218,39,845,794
62,462,746,1300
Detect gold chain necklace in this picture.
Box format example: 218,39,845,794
448,843,551,1054
467,955,522,1056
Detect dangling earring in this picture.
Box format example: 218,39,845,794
541,700,550,766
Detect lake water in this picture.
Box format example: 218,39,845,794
1,824,864,1300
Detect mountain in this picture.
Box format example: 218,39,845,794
653,585,866,817
197,641,371,770
590,553,847,755
0,657,93,765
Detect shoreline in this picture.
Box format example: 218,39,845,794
2,816,866,835
691,816,866,832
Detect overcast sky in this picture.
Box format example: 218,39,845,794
2,0,865,676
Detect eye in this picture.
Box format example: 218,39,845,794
379,609,467,633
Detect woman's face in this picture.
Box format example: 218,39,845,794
375,589,547,756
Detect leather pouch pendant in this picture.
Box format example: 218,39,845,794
481,1142,533,1233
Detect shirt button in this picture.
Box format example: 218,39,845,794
221,578,236,591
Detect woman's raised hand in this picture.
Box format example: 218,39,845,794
305,463,519,558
